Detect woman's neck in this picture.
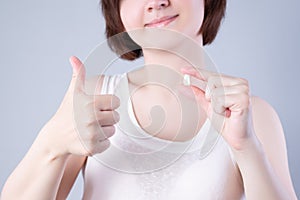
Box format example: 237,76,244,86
127,33,205,90
143,49,190,73
140,34,205,84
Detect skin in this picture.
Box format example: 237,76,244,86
1,0,298,199
1,57,120,199
121,0,297,199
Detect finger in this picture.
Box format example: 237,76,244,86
69,56,86,92
207,75,248,89
96,111,120,126
211,101,231,118
100,126,116,139
182,67,247,89
223,93,250,114
208,84,249,100
211,94,227,117
182,73,211,104
206,76,248,101
181,67,217,81
93,94,120,111
181,67,216,99
183,74,207,92
211,92,249,118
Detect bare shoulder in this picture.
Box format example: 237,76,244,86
251,96,287,160
251,96,285,142
251,96,297,198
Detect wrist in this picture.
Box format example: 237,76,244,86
230,134,265,163
35,123,71,162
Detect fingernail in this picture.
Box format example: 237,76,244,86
183,74,191,86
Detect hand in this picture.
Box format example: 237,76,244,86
181,67,255,151
40,56,120,157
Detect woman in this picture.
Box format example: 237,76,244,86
1,0,297,199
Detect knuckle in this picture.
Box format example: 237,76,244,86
238,77,248,85
72,74,77,80
239,84,249,92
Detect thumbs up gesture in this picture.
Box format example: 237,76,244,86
39,56,120,157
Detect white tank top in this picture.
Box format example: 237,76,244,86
82,74,244,200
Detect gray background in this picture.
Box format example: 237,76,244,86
0,0,299,199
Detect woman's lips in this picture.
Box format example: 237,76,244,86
145,15,179,28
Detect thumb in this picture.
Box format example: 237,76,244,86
69,56,85,92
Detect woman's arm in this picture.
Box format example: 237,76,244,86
232,96,297,200
55,73,106,200
1,138,87,200
1,57,118,199
181,67,297,200
56,155,87,200
1,134,76,200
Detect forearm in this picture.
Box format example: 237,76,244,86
232,137,293,200
1,132,69,200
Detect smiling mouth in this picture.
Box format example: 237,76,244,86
145,14,179,28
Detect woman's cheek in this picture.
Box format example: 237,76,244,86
120,7,144,31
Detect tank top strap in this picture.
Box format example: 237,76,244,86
100,73,126,95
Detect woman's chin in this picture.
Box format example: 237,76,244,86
127,28,188,52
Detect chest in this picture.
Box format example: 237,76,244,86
129,84,207,141
83,137,244,200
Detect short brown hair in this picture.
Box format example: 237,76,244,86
101,0,226,60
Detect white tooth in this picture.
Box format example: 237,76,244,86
183,74,191,86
